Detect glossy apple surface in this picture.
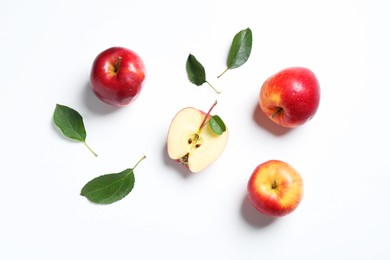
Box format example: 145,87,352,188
167,107,228,173
90,47,146,106
247,160,303,217
259,67,320,128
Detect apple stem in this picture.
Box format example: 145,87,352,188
198,100,218,132
114,56,123,73
205,81,221,94
217,67,229,78
132,155,147,170
271,179,277,189
271,107,284,118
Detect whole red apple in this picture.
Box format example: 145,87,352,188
247,160,303,217
90,47,146,106
259,67,320,128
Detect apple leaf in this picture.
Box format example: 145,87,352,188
53,104,97,156
81,155,146,205
218,28,252,78
186,54,206,86
186,54,220,94
80,169,135,204
209,115,226,135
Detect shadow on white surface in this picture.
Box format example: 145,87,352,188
252,101,292,136
241,195,276,228
82,82,120,115
162,143,193,179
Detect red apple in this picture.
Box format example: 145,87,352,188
247,160,303,217
259,67,320,128
90,47,146,106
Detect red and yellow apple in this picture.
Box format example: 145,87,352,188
90,46,146,107
259,67,320,128
167,102,228,173
247,160,303,217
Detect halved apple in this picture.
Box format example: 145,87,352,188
167,106,228,173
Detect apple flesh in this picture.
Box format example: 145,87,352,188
247,160,303,217
167,107,228,173
90,47,146,107
259,67,320,128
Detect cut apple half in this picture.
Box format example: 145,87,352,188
167,107,228,173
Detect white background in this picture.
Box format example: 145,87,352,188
1,0,389,259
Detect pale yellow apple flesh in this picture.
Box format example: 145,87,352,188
167,107,228,173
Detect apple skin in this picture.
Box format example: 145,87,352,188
167,107,228,173
259,67,320,128
247,160,303,217
90,47,146,107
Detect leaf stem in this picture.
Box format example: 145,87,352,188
199,100,218,132
205,81,221,94
84,141,98,157
132,155,147,170
217,67,229,78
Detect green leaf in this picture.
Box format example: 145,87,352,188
80,155,146,205
186,54,206,86
80,169,135,204
227,28,252,69
209,115,226,135
53,104,97,156
186,54,220,94
53,104,86,142
218,28,252,78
